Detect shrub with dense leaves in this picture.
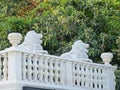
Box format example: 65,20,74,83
0,0,120,66
115,70,120,90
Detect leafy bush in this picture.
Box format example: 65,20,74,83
0,0,120,66
115,70,120,90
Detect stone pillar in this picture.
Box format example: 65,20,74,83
6,48,22,82
101,52,116,90
7,32,23,82
65,61,73,86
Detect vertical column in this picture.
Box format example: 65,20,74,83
103,67,116,90
7,32,23,82
6,49,22,82
44,57,48,83
89,65,93,88
22,53,27,80
65,60,73,86
55,60,59,84
33,55,38,82
39,56,44,82
3,53,8,80
28,54,33,81
101,52,116,90
49,58,53,84
59,60,64,85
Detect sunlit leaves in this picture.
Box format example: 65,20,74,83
0,0,120,66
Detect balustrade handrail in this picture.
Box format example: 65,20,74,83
0,49,116,69
19,50,116,69
0,31,116,90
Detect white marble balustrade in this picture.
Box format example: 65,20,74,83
73,62,105,89
0,51,8,81
21,52,65,85
0,31,116,90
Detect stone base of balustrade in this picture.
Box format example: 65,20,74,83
0,81,91,90
0,81,22,90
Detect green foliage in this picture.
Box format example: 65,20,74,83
0,0,120,66
115,70,120,90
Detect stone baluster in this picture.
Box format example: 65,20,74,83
85,65,90,88
84,65,87,87
22,53,27,80
28,54,32,81
100,68,104,89
94,67,98,89
73,63,76,86
99,67,107,90
55,60,59,84
39,56,44,82
101,68,106,89
76,64,80,87
33,55,38,81
92,66,96,89
75,63,78,87
49,58,53,84
77,78,80,87
97,67,100,79
44,57,48,83
101,52,116,90
3,53,8,80
96,67,100,89
87,65,91,88
59,60,64,85
81,64,85,87
99,69,103,89
89,65,93,88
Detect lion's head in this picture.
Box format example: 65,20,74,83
71,40,89,54
60,40,92,62
19,30,48,54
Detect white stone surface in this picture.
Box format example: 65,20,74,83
101,52,113,65
19,30,48,54
60,40,92,62
8,33,22,47
0,31,116,90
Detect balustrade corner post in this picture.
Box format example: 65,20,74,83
6,32,23,82
101,52,116,90
6,49,22,82
65,60,73,86
103,66,116,90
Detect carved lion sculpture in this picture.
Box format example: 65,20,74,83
60,40,92,62
19,30,48,54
